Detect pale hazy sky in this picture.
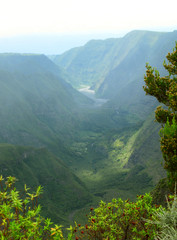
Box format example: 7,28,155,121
0,0,177,37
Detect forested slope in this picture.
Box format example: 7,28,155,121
0,30,173,225
0,143,92,225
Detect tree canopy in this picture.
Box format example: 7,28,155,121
143,42,177,189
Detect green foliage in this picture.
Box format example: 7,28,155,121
0,176,64,239
0,144,92,225
151,178,172,207
3,176,177,240
144,42,177,122
0,33,174,227
147,194,177,240
143,42,177,190
72,122,156,203
70,193,162,240
160,117,177,189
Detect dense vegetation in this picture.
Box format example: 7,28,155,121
1,176,177,239
0,144,92,225
0,30,176,230
144,41,177,190
0,176,64,239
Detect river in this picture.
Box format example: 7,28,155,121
79,86,108,107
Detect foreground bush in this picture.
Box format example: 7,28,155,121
0,176,64,239
70,193,163,239
2,175,177,240
147,194,177,240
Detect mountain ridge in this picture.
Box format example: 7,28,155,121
0,30,172,225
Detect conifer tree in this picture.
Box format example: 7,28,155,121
143,42,177,190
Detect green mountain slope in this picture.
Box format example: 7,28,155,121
126,112,165,183
0,143,92,225
0,32,169,225
0,54,92,154
51,30,177,93
0,54,98,225
66,110,164,202
49,31,169,200
50,38,123,89
97,30,177,119
51,30,177,122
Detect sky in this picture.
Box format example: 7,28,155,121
0,0,177,54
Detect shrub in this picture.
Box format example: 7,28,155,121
147,194,177,240
70,193,162,240
2,175,176,240
0,175,64,239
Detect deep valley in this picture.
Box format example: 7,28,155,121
0,29,176,226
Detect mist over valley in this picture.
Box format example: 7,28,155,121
0,29,176,226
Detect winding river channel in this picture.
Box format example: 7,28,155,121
79,86,108,107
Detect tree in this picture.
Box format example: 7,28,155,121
143,42,177,190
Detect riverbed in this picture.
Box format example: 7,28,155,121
79,86,108,107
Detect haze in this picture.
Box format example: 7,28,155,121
0,0,176,54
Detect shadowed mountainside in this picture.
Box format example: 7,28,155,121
0,30,171,224
0,143,92,225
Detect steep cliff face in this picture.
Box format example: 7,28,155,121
96,30,177,119
51,30,177,121
52,30,177,93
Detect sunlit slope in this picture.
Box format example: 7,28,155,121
0,34,168,222
69,111,164,201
